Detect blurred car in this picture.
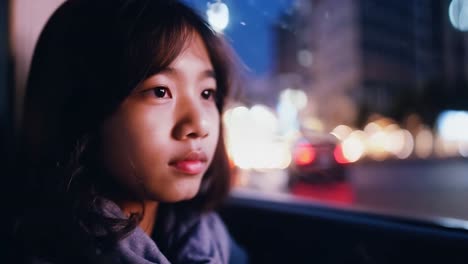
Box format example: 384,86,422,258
288,132,349,186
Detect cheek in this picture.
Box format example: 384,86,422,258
208,111,221,148
100,115,134,187
100,107,169,186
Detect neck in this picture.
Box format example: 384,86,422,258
117,200,159,236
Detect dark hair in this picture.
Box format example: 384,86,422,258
14,0,237,261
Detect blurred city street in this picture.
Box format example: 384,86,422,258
348,158,468,222
237,158,468,224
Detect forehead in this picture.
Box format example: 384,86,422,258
141,27,213,71
174,32,213,65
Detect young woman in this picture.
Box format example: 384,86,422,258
13,0,247,263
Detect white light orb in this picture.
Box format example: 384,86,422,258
449,0,468,31
207,2,229,32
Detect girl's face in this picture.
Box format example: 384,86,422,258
100,33,220,202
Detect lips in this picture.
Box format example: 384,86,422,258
169,150,208,175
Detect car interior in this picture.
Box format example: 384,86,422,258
3,1,468,264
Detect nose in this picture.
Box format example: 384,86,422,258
172,99,209,140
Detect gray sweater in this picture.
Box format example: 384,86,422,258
31,200,248,264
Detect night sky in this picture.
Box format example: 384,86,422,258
183,0,294,76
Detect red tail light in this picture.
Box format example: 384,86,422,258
294,144,316,165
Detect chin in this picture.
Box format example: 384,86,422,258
180,190,199,201
160,191,198,203
173,189,199,201
156,182,202,202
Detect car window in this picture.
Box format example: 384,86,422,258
183,0,468,226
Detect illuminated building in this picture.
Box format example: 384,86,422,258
274,0,468,129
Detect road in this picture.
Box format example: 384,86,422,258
239,158,468,225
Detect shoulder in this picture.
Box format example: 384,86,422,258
158,206,247,263
203,212,249,264
173,211,231,251
200,211,229,237
183,211,249,264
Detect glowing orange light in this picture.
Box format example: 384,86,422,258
334,144,350,164
294,144,316,165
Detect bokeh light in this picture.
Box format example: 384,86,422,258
437,110,468,142
341,131,366,162
449,0,468,31
415,127,434,158
223,105,292,170
331,125,353,140
207,1,229,32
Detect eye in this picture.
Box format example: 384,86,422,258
201,89,217,100
150,87,172,99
